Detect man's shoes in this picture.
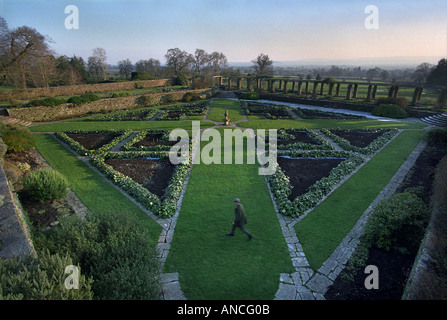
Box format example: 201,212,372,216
226,233,234,236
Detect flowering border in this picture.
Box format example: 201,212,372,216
320,128,398,155
267,150,364,217
55,129,133,156
89,151,191,218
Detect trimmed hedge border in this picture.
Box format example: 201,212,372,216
267,150,364,217
81,108,159,122
321,128,399,155
55,129,133,156
90,151,191,218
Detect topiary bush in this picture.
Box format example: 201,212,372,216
0,124,36,153
375,97,408,109
23,168,69,203
364,192,429,253
372,104,408,119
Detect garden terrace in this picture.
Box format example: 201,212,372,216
55,129,133,156
81,107,159,121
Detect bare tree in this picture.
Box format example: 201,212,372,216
88,47,107,81
165,48,193,76
208,51,227,76
118,58,133,80
0,19,52,88
251,53,273,76
135,58,161,77
192,49,210,76
412,62,433,85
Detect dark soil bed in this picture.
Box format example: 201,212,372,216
330,130,386,148
133,133,177,148
324,141,446,300
104,158,175,197
278,130,321,146
277,156,344,200
67,133,120,150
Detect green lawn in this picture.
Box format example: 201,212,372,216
33,133,162,243
163,121,293,300
295,129,426,270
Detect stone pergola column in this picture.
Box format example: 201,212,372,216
393,86,399,98
366,84,373,102
283,80,288,93
335,83,341,96
237,77,242,90
346,84,353,100
319,82,325,95
312,81,318,96
246,77,252,91
227,78,232,90
291,81,296,93
328,82,335,96
305,81,310,94
297,81,302,95
270,79,276,93
353,83,359,99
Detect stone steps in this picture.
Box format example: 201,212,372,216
420,113,447,127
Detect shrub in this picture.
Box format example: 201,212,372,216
239,92,260,100
0,124,36,153
25,97,67,108
33,210,161,300
0,251,93,300
23,168,69,203
67,93,100,105
110,91,132,98
173,74,189,86
372,104,408,119
375,97,408,109
182,91,200,102
364,192,429,252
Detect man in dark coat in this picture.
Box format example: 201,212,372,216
226,198,253,240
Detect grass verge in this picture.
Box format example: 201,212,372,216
295,129,426,270
33,133,162,243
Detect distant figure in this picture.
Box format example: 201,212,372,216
223,109,230,125
226,198,253,240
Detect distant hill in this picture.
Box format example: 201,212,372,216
229,56,443,69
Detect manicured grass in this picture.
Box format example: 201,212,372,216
238,119,427,130
164,128,294,300
29,120,214,132
295,129,426,270
207,98,245,122
33,133,162,243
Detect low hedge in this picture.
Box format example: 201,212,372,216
267,150,364,217
372,104,409,119
276,128,333,150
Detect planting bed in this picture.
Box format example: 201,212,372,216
293,107,366,120
277,156,345,200
122,130,181,151
322,128,398,154
268,150,364,217
90,151,191,218
55,130,133,156
104,158,175,198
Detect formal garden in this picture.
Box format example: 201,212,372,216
0,82,446,300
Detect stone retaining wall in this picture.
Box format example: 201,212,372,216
0,79,171,101
7,88,218,122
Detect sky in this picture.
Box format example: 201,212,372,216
1,0,446,66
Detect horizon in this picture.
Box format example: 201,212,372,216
1,0,446,67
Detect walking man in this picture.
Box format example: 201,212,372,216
226,198,253,240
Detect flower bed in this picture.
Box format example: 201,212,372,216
321,128,399,154
90,151,191,218
276,128,333,150
156,101,210,121
55,129,133,156
267,150,364,217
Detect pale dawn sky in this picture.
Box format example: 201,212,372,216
1,0,446,65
